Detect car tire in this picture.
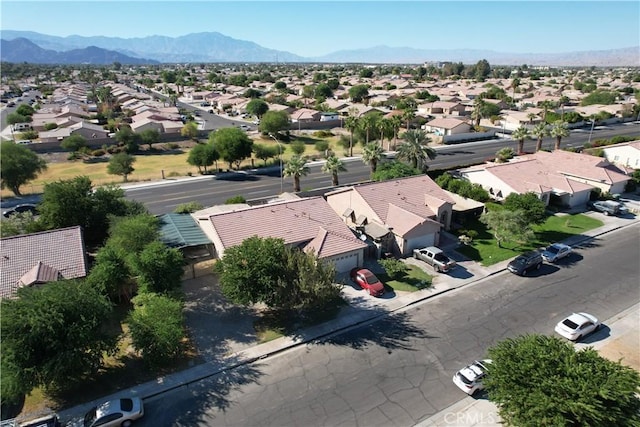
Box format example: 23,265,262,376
521,268,527,276
122,421,132,427
604,211,610,216
536,262,542,270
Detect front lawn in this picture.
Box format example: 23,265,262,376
457,213,603,266
378,264,433,292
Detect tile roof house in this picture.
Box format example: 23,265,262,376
324,175,455,258
417,101,467,116
424,117,472,136
0,226,89,299
201,197,368,273
458,150,630,208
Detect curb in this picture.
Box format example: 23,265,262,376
57,218,639,423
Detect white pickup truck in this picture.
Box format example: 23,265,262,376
413,246,457,273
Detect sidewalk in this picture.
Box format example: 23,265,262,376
53,213,639,425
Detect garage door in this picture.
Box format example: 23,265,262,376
330,251,361,273
406,233,435,252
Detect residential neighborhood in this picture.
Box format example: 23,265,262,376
1,60,640,426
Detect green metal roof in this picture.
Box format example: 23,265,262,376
158,213,211,249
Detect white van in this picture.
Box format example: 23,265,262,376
12,123,31,131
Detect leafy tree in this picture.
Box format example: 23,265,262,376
397,129,436,171
0,210,43,238
246,98,269,118
371,161,420,181
511,126,530,154
86,244,131,301
503,192,547,225
348,84,369,103
253,143,279,166
6,112,31,126
129,241,185,294
0,280,114,395
115,126,140,153
0,141,47,196
107,152,136,182
39,176,96,232
495,147,516,163
531,123,549,152
361,142,385,176
215,236,340,312
16,104,35,116
259,110,290,135
283,155,310,192
139,128,160,150
127,293,184,368
290,140,306,156
60,134,87,153
180,121,199,141
321,155,347,186
187,142,218,173
485,334,640,427
550,120,570,150
480,209,534,248
211,127,254,170
107,213,159,255
581,90,618,106
174,201,204,213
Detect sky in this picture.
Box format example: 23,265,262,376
1,1,639,57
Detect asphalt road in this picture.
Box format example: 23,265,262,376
137,224,640,427
125,123,640,215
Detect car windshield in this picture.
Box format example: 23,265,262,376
546,246,560,254
562,319,579,329
84,408,97,427
513,257,527,265
365,274,380,285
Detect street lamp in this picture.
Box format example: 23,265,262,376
587,118,596,146
269,133,284,194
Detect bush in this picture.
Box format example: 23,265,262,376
290,140,306,155
313,130,334,138
92,149,106,157
314,140,330,153
225,195,247,204
379,258,408,279
175,201,204,213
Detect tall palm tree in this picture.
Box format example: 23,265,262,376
527,112,538,124
321,155,347,186
283,156,310,192
539,100,555,124
512,126,530,154
401,108,416,131
389,115,403,148
550,120,570,150
377,117,393,150
531,122,549,152
397,130,436,171
360,113,379,144
510,77,520,107
361,142,385,176
344,115,359,157
471,98,486,126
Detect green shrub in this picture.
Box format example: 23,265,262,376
379,259,408,279
175,201,204,213
225,195,247,204
314,140,330,153
313,130,334,138
92,149,106,156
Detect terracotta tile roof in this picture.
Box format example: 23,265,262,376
532,150,629,185
208,197,366,259
426,117,470,129
1,226,88,299
352,175,455,223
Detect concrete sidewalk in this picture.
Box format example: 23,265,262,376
54,213,639,425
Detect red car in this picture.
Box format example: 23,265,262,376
350,268,385,297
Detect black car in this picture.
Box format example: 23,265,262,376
507,251,543,276
3,203,38,218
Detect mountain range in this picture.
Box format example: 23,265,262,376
1,30,639,66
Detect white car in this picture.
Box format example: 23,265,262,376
452,359,492,395
82,397,144,427
555,312,600,341
541,243,572,263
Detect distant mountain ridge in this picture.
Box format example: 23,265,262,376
1,30,638,66
0,38,159,65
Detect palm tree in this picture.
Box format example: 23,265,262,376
321,155,347,186
550,120,570,150
539,100,555,124
344,115,360,157
397,130,436,171
360,113,379,144
389,115,403,148
512,126,530,155
510,77,520,106
527,112,538,124
471,98,486,126
283,156,310,192
361,142,385,176
377,117,393,150
531,122,549,152
402,108,416,131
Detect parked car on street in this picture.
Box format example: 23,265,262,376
541,243,573,263
349,268,385,297
3,203,38,218
81,397,144,427
413,246,456,273
452,359,492,395
18,413,61,427
554,312,600,341
507,250,543,276
587,200,624,216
